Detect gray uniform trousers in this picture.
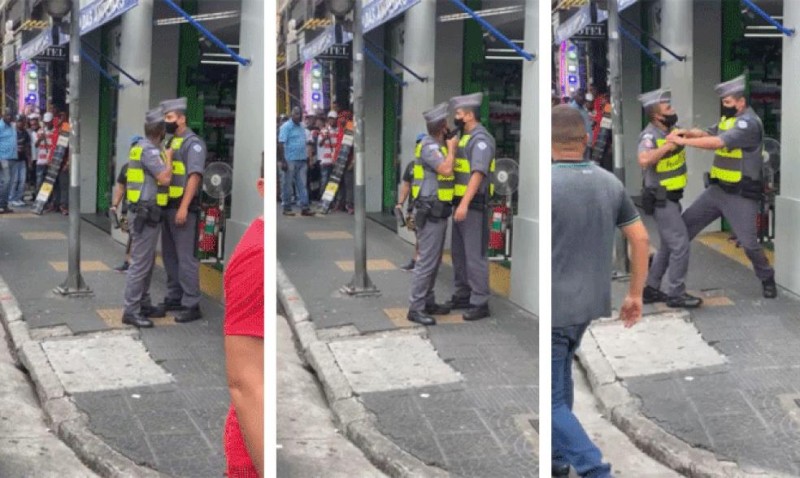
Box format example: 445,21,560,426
124,211,160,315
161,208,201,308
683,185,773,280
646,200,690,297
452,208,490,307
408,214,448,312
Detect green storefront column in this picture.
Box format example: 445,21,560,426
461,0,488,122
177,0,203,135
96,26,114,213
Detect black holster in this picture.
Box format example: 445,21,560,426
641,187,667,215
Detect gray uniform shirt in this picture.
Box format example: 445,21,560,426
177,128,206,177
465,124,495,195
418,136,445,198
706,107,763,181
552,161,640,328
638,123,684,188
139,139,167,203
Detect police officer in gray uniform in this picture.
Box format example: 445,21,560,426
637,89,702,309
156,97,207,322
123,107,172,328
667,74,777,298
447,92,495,321
407,103,457,326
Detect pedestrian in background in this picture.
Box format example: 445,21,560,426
551,105,649,478
0,108,18,214
279,106,314,216
27,113,40,194
8,115,28,207
110,135,142,273
224,155,265,478
317,111,338,190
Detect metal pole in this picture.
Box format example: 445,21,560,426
57,1,90,296
608,0,629,276
343,0,378,296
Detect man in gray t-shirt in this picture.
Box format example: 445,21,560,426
551,105,650,478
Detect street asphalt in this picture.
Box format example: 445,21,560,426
277,208,538,477
0,209,228,477
596,211,800,476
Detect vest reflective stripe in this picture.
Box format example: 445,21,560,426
412,142,455,202
454,134,495,198
711,117,743,184
168,136,188,198
654,139,687,191
127,145,169,206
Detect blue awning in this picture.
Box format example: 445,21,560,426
80,0,139,36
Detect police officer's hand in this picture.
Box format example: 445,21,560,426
454,203,468,222
446,135,459,152
175,207,188,227
165,147,174,161
109,205,117,216
619,294,643,328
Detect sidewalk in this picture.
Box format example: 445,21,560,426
584,213,800,477
277,209,538,478
0,211,228,477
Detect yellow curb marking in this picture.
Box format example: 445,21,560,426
0,213,38,219
383,307,464,328
701,296,734,307
697,231,774,270
336,259,396,272
49,260,110,272
95,308,175,328
21,231,67,240
199,263,224,303
306,230,353,240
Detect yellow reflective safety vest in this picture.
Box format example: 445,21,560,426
710,117,744,184
412,141,455,202
454,133,495,198
654,138,687,191
166,134,196,199
126,143,168,206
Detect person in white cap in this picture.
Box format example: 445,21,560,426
667,74,776,298
406,102,457,326
153,97,208,322
122,107,172,328
637,88,701,309
317,110,339,189
446,92,495,321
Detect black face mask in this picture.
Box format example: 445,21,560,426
721,105,738,118
661,113,678,128
165,121,178,134
453,118,465,132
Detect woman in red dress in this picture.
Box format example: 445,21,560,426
224,158,265,477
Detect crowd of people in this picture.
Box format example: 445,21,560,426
277,101,354,215
0,107,70,215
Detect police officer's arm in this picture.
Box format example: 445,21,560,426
143,148,170,189
620,219,649,328
155,147,173,186
397,180,410,207
637,135,677,168
675,135,725,151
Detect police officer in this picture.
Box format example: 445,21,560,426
156,97,207,322
407,103,457,326
446,92,495,321
122,108,172,328
667,74,776,298
637,89,702,309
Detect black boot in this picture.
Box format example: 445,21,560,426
643,286,668,304
407,310,436,326
175,306,203,323
424,303,451,315
552,462,571,477
158,298,185,312
122,313,154,328
763,278,778,299
141,304,166,319
666,293,703,309
463,304,490,321
444,296,472,310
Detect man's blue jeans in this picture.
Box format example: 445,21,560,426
0,160,11,209
552,323,612,478
8,160,26,202
282,160,309,210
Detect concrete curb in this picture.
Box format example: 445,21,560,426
577,313,793,478
277,262,449,478
0,275,166,478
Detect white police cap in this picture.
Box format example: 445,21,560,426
423,102,449,124
159,97,188,114
638,88,671,107
449,92,483,113
714,74,746,98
